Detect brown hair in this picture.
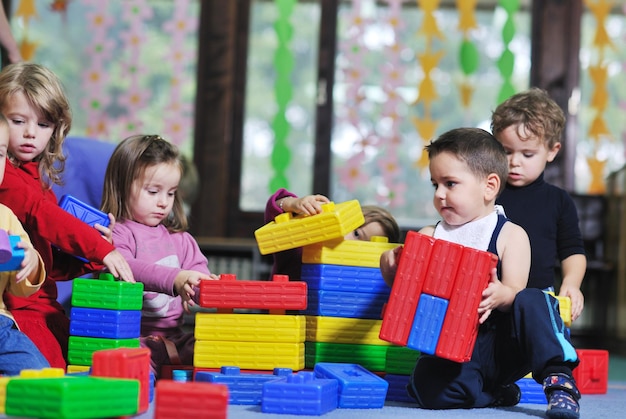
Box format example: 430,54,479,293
101,135,187,232
426,127,509,195
490,87,565,149
0,62,72,187
361,205,400,243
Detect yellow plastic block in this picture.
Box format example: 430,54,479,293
254,200,365,255
302,236,399,268
195,313,306,343
194,340,304,370
305,316,392,346
66,365,91,374
19,368,65,378
0,377,9,414
546,291,572,327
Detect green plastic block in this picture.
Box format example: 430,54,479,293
68,336,140,366
6,376,139,418
71,274,143,310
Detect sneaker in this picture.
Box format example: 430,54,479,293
491,383,521,407
543,373,581,419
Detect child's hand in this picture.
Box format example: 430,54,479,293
14,238,40,284
94,213,116,244
102,250,135,282
559,285,584,322
380,245,402,287
174,270,214,306
280,195,330,216
478,268,505,324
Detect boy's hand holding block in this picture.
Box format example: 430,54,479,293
0,229,25,272
380,231,498,363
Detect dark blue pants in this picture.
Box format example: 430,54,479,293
408,288,579,409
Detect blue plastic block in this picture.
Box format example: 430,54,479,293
407,294,448,354
301,264,389,293
383,374,417,403
517,377,545,404
314,363,388,409
0,235,24,272
262,371,338,415
59,195,110,229
302,289,389,319
69,307,141,339
149,371,155,403
196,366,292,405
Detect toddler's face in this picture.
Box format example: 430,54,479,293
344,221,386,242
129,162,182,227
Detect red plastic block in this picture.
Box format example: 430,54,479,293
91,347,151,413
379,232,434,345
435,248,497,362
155,380,228,419
198,274,307,310
421,239,464,299
573,349,608,394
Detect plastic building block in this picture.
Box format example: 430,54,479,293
67,336,140,366
435,248,497,361
306,316,391,346
195,366,292,405
305,342,388,372
0,376,8,414
154,380,229,419
380,231,498,362
195,312,305,343
301,263,389,294
517,376,545,404
385,345,420,375
384,374,417,403
302,236,399,268
59,194,110,229
66,365,90,374
0,229,11,263
545,291,572,327
303,289,389,319
91,347,151,413
5,376,140,419
194,340,304,371
406,294,448,354
314,363,388,408
255,200,364,255
573,349,609,394
172,369,194,382
0,235,24,272
19,368,65,378
261,371,338,415
71,272,144,310
69,307,141,339
198,273,307,310
160,364,194,380
379,231,435,345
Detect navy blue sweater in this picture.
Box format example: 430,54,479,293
496,173,585,290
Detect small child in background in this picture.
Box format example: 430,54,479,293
492,87,586,322
0,62,134,369
265,188,401,280
0,113,49,375
380,128,581,419
101,134,217,378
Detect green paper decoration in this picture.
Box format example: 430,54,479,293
269,0,297,193
496,0,520,104
460,39,479,75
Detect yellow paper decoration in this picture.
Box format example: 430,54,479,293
459,82,474,108
456,0,478,109
457,0,478,32
14,0,38,22
419,0,444,40
587,157,607,194
19,37,38,61
411,115,439,168
584,0,614,49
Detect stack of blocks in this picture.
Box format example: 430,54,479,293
67,272,144,369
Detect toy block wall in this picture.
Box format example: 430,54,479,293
380,231,498,363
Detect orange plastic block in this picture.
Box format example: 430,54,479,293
255,200,364,255
573,349,608,394
198,274,307,310
155,380,228,419
91,347,151,413
435,248,497,362
379,231,435,345
302,236,399,268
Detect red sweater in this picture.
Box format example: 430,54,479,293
0,160,114,310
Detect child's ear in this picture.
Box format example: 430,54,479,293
485,173,500,201
547,142,561,163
